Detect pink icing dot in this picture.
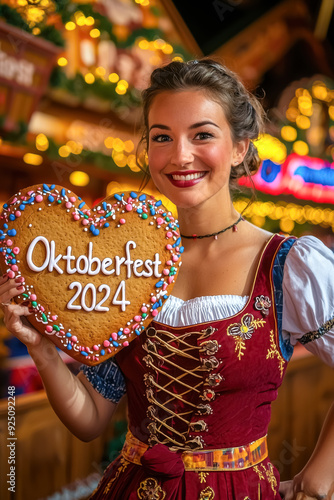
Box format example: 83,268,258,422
111,332,118,341
82,219,89,226
51,315,57,321
107,348,112,353
152,309,158,317
15,211,21,218
157,217,164,225
125,204,132,211
134,315,142,322
163,283,168,290
8,271,15,279
71,335,77,342
163,269,169,275
6,240,13,246
166,244,172,250
168,277,174,284
141,306,148,313
123,328,130,335
151,296,157,303
35,195,43,203
120,218,126,224
73,214,80,221
11,265,18,272
103,340,110,347
45,325,53,333
93,345,99,351
123,341,129,347
166,260,172,266
172,255,179,262
132,323,139,330
27,191,33,196
30,294,37,301
13,247,20,255
66,202,72,209
166,231,173,238
69,196,76,203
40,306,45,312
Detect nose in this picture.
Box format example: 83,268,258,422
170,138,194,167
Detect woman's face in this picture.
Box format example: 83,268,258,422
147,89,248,210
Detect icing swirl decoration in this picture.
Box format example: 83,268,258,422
0,184,182,366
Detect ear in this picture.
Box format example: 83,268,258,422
232,138,250,165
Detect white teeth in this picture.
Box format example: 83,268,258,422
171,172,205,181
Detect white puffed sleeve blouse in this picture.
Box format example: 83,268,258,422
156,235,334,367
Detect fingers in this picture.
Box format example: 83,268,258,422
0,275,25,308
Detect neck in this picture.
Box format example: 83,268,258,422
177,199,240,242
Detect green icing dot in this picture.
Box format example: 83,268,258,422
142,313,147,319
42,313,47,322
31,301,37,307
57,200,61,204
53,325,60,332
165,217,170,222
142,213,148,220
22,293,29,299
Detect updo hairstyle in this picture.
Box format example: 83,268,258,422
138,58,265,187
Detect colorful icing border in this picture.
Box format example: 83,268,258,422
0,184,182,363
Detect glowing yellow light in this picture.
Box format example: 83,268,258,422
298,96,313,116
35,133,49,151
312,84,327,100
116,85,127,95
253,134,286,164
295,88,304,97
66,141,82,154
18,0,28,6
23,153,43,166
58,145,71,158
113,153,128,167
95,66,106,77
172,56,184,62
69,171,90,187
85,16,95,26
118,80,129,88
65,21,76,31
329,106,334,120
109,73,119,83
124,140,134,153
85,73,95,84
113,138,124,152
90,28,100,38
32,27,41,35
279,218,295,233
153,39,166,50
162,44,174,55
57,57,68,67
104,137,114,149
296,115,311,129
281,126,297,142
138,39,150,50
292,140,309,156
106,181,122,196
251,215,265,228
141,0,150,5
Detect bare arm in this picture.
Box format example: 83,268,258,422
1,276,117,441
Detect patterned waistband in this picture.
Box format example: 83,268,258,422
121,431,268,472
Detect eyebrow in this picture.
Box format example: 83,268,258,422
149,121,220,132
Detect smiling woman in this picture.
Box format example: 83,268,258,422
1,59,334,500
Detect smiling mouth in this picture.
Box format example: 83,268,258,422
170,172,206,181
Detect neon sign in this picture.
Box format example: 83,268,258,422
240,153,334,203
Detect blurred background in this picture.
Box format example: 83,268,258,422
0,1,334,498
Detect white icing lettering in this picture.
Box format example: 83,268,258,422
101,257,114,275
87,242,101,275
133,259,144,277
26,236,50,272
48,240,64,275
76,255,89,274
153,253,162,278
124,240,135,279
115,256,126,275
63,246,77,274
143,259,153,278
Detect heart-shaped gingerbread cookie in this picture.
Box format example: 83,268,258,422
0,184,182,366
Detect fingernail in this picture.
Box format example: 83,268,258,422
28,307,34,313
16,285,25,291
21,300,29,306
15,276,24,283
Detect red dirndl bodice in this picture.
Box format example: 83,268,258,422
90,234,290,499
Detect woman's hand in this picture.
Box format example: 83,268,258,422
280,474,334,499
0,274,43,347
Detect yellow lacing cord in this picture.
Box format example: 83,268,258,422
144,348,206,377
149,399,194,425
147,363,203,393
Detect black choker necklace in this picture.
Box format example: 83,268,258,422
180,214,244,240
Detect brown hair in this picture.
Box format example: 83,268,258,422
137,58,265,188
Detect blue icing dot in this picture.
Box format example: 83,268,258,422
19,205,25,211
50,184,55,190
11,259,16,264
179,246,184,253
155,280,164,288
112,341,119,347
3,204,8,209
66,332,72,338
114,194,122,201
117,330,123,337
6,248,11,254
100,350,105,356
104,222,109,228
150,208,156,216
0,236,5,240
136,208,143,214
80,351,88,356
43,184,50,191
8,229,16,237
61,188,66,197
130,192,137,198
93,228,100,236
48,195,55,203
9,214,15,221
135,329,141,336
3,224,8,229
152,302,159,310
78,201,85,209
102,202,107,211
0,230,2,234
67,344,72,350
155,200,162,207
139,194,146,201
